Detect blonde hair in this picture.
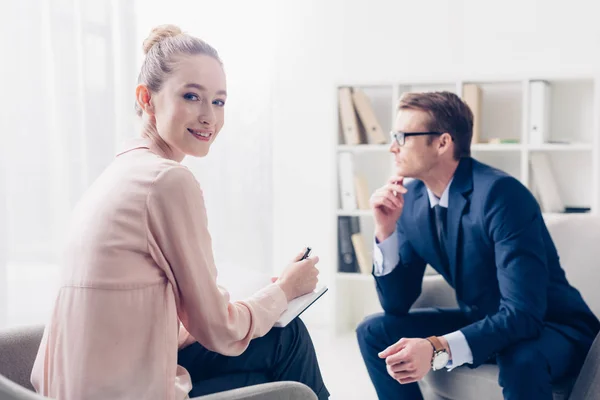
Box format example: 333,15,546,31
135,24,222,116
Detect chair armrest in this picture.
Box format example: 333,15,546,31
0,375,46,400
569,332,600,400
0,325,45,390
192,381,317,400
411,274,457,309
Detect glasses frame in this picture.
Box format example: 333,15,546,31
389,131,444,146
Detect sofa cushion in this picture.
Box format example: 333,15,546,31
545,215,600,318
422,364,573,400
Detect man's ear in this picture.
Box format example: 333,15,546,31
439,133,453,148
135,84,155,116
438,132,454,155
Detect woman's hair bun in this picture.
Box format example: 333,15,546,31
142,24,183,55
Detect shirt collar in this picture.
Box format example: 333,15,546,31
115,136,177,161
426,177,454,208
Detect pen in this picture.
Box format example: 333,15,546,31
300,247,312,260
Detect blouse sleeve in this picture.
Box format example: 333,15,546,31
146,166,287,356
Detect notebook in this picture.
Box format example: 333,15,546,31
273,285,328,328
217,269,328,328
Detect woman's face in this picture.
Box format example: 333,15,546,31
146,54,227,159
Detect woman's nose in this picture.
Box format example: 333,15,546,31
198,103,216,125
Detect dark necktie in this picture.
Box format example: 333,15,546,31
434,204,448,262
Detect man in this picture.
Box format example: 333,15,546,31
356,91,600,400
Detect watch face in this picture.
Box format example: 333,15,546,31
432,351,450,370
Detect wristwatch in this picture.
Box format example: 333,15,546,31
426,336,450,371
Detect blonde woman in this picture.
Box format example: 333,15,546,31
31,25,329,400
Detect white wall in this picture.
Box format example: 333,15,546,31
136,0,280,274
269,0,600,326
136,0,600,328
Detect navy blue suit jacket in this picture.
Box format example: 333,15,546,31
375,157,600,367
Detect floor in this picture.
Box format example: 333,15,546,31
307,326,378,399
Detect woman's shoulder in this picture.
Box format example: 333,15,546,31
149,162,200,194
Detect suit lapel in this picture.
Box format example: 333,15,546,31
446,158,474,284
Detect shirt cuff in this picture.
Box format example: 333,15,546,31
443,330,473,371
373,231,400,276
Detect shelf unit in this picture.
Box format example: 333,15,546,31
333,76,600,334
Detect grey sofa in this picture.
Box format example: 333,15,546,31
416,214,600,400
0,325,316,400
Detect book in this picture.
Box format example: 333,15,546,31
273,286,328,328
218,269,328,328
529,153,564,213
354,174,370,210
487,138,520,144
462,84,482,144
351,232,372,274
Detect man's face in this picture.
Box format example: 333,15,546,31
389,109,440,179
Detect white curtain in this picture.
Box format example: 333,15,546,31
0,0,137,328
0,0,276,328
136,1,277,277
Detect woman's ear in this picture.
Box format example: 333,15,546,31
135,84,154,116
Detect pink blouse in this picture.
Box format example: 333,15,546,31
31,138,288,399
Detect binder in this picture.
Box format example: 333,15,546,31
351,232,372,274
529,81,551,145
338,216,359,273
529,153,564,213
462,84,482,144
354,174,370,210
338,152,357,210
338,87,361,145
352,88,387,144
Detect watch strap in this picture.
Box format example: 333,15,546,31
426,336,444,353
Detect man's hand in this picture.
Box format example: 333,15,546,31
378,338,434,384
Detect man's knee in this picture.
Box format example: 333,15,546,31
356,313,409,351
497,342,550,387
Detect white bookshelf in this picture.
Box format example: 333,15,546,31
333,76,600,334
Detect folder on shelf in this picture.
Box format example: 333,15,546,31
338,216,360,273
352,88,387,144
338,87,361,145
351,232,372,275
529,152,564,213
354,174,371,210
529,81,551,145
338,152,357,210
462,83,482,144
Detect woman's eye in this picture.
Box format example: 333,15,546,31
184,93,200,101
213,99,226,107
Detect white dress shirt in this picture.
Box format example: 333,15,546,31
372,178,473,370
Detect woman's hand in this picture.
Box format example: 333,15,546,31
275,249,320,302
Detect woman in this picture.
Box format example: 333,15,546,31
31,24,329,400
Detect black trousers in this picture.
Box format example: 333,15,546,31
177,318,329,399
356,309,588,400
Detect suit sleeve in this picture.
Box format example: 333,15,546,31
146,166,288,356
374,217,427,316
461,177,548,366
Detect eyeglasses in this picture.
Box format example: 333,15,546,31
389,131,444,146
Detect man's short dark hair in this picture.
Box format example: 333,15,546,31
398,91,473,160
